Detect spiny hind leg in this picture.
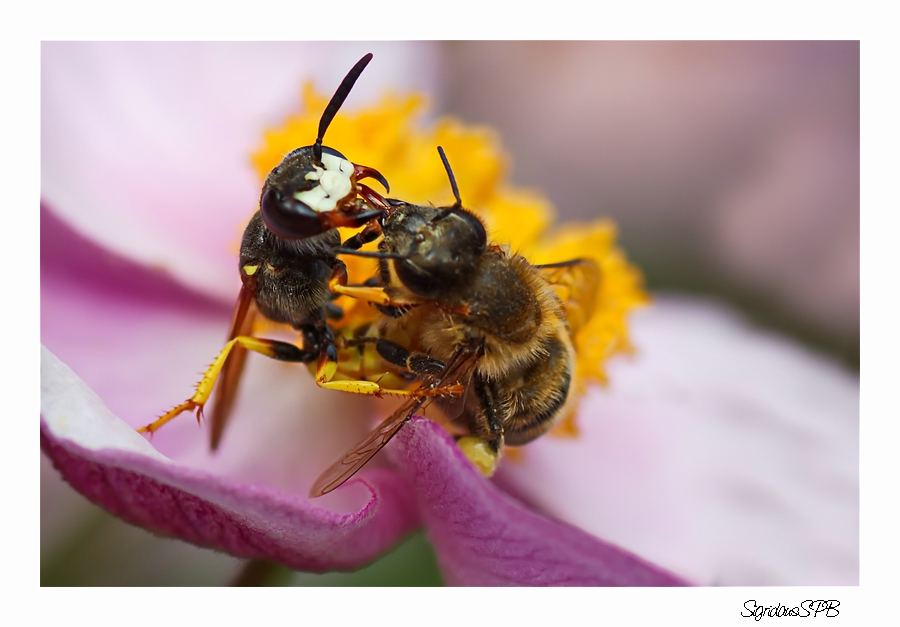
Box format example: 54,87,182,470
141,333,462,437
138,336,317,436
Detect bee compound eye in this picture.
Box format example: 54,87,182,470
260,187,324,240
454,209,487,251
395,259,443,299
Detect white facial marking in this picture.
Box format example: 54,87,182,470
294,153,354,213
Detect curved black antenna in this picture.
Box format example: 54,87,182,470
334,248,407,260
437,146,462,207
314,53,374,161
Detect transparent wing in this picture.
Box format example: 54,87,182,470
309,342,481,497
308,397,419,498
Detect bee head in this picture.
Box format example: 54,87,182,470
382,147,487,298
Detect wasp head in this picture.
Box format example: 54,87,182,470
257,53,388,241
260,146,357,239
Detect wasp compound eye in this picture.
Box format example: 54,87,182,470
319,145,348,161
259,187,324,240
260,150,359,240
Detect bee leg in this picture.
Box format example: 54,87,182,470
320,335,463,399
340,336,447,377
374,303,417,318
456,375,505,477
311,321,384,395
137,336,318,436
327,265,418,309
373,338,446,376
316,356,463,398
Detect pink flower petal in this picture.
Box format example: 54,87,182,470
41,346,420,571
41,202,230,455
41,42,442,300
389,418,688,586
498,297,859,585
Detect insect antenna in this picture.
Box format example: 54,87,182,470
436,146,463,207
314,53,374,161
333,247,407,260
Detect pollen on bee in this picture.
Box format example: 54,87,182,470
457,437,499,477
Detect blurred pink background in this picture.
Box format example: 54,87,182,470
442,41,859,366
41,41,859,586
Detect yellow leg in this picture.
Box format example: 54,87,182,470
138,336,311,436
317,378,463,398
327,272,418,309
140,335,464,437
313,348,463,398
330,283,393,306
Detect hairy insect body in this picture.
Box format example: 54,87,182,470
481,331,575,446
379,207,576,452
308,147,599,496
138,53,400,449
239,211,341,328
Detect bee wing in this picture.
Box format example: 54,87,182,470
437,360,476,421
308,396,421,498
535,258,601,336
209,280,257,450
416,343,481,422
309,342,481,498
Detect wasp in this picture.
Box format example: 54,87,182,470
138,54,459,448
309,147,600,497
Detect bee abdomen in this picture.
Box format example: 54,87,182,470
479,334,574,447
503,368,571,446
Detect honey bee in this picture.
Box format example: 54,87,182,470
310,147,600,497
137,53,449,448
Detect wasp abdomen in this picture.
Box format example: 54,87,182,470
239,212,341,327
